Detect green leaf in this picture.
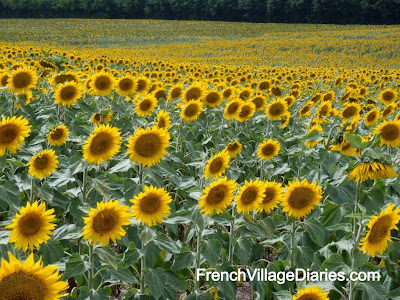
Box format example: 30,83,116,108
78,287,109,300
358,283,385,300
171,251,196,271
295,246,314,269
108,159,133,173
63,253,90,280
304,218,327,247
320,201,344,226
345,134,362,148
95,246,118,270
52,224,82,241
185,292,212,300
37,241,65,265
216,263,237,299
153,232,181,253
90,177,110,198
201,239,222,267
124,248,143,265
387,287,400,298
319,149,341,171
165,271,190,291
234,238,253,265
144,268,166,300
320,253,351,273
302,130,322,141
107,265,139,284
0,181,20,208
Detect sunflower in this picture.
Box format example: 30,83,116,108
38,59,56,70
199,177,237,215
235,180,265,214
204,90,222,107
155,110,171,129
0,116,31,156
279,112,291,129
330,139,359,157
348,162,397,182
251,95,267,111
257,139,280,160
270,86,282,97
83,124,122,164
89,71,114,96
299,104,311,117
224,99,243,120
168,84,183,100
136,77,150,93
225,140,242,158
0,252,68,299
381,104,396,120
135,95,157,117
48,125,69,146
374,119,400,147
28,149,59,179
90,110,113,126
265,98,288,120
7,67,38,93
256,181,284,213
236,102,256,122
281,178,323,219
54,81,82,107
116,76,136,96
283,95,296,108
183,84,205,102
293,286,329,300
364,108,380,127
6,201,56,251
316,101,332,118
360,203,400,257
204,150,230,179
180,100,203,122
126,127,170,167
379,88,398,105
340,103,361,122
305,125,323,148
83,200,132,245
50,72,81,85
130,185,172,226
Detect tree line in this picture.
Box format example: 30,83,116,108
1,0,399,24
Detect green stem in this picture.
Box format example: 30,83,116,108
350,181,362,300
260,159,264,180
228,205,236,265
290,221,296,270
194,227,203,291
140,250,146,294
88,244,94,290
139,164,144,186
30,178,34,202
82,167,88,203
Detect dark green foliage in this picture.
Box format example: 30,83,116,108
0,0,399,24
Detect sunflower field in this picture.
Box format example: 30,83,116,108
0,19,400,300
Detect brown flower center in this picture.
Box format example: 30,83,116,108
184,103,199,117
262,188,275,204
381,124,400,141
0,124,18,144
13,72,32,89
134,133,161,158
227,102,239,115
60,86,77,101
89,132,112,155
206,185,228,204
140,194,161,213
94,75,112,91
18,213,43,236
33,155,49,170
262,144,275,156
288,187,315,209
209,158,223,174
367,215,392,244
119,78,134,91
0,271,46,300
241,187,258,204
92,209,118,233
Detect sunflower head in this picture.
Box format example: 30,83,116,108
265,99,288,120
256,181,284,213
183,84,205,102
257,139,281,160
204,150,230,179
340,103,361,121
236,102,256,122
204,90,222,107
224,99,243,120
374,119,400,147
364,108,380,127
168,84,183,100
360,203,400,256
293,286,329,300
89,71,114,96
54,81,82,107
0,252,68,299
126,126,170,167
236,179,265,214
83,124,122,165
379,88,398,105
8,67,38,93
90,110,113,126
136,77,150,93
348,162,397,182
116,76,136,96
225,140,242,158
6,201,56,252
28,149,59,179
83,200,132,245
48,125,69,146
199,177,237,215
0,116,31,156
130,185,172,226
135,95,157,117
281,178,323,219
180,100,203,122
155,110,171,129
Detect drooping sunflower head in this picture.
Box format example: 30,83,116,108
199,177,237,215
0,252,69,299
364,108,380,127
265,98,288,120
281,178,323,219
7,67,38,93
379,88,398,105
374,119,400,147
180,100,203,122
235,179,265,214
50,72,81,86
257,139,281,160
28,149,59,179
83,200,132,245
130,185,172,226
54,81,82,107
204,90,222,107
38,59,57,70
360,203,400,257
89,71,114,96
5,201,56,252
126,126,170,167
48,125,69,146
155,110,171,129
348,162,397,183
224,99,243,120
299,104,311,117
116,76,136,96
381,104,396,120
256,181,284,213
0,115,31,156
204,150,230,179
135,95,157,117
293,286,329,300
236,101,256,122
225,140,242,158
316,101,332,118
340,103,361,121
83,124,122,165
